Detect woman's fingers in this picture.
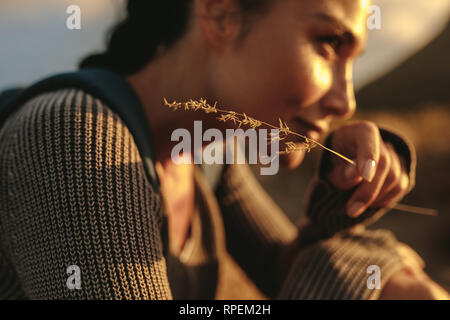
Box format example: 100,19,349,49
327,121,381,190
371,143,409,208
352,121,381,183
369,143,401,206
327,161,363,190
372,173,409,208
327,121,410,218
346,141,391,217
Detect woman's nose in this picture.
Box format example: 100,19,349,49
320,64,356,119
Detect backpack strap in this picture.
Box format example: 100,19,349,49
0,68,160,190
0,88,24,109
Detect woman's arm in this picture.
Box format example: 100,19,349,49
0,88,172,299
214,125,417,299
274,126,421,299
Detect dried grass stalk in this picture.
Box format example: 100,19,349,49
163,98,437,216
164,98,355,165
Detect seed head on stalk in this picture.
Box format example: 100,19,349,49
163,98,354,164
163,98,438,217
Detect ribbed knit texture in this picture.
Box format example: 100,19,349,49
0,89,172,299
0,88,414,300
215,164,408,300
277,227,405,300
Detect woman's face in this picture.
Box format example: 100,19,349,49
208,0,369,168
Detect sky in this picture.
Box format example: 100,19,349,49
0,0,449,90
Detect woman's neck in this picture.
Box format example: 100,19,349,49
126,37,212,253
126,34,213,165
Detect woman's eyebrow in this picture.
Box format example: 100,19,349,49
314,13,350,33
314,12,366,56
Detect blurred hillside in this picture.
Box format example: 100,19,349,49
356,22,450,110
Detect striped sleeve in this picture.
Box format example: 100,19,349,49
0,89,172,299
277,227,406,300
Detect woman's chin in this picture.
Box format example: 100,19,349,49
279,148,306,169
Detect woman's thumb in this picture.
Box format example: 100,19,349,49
327,161,363,190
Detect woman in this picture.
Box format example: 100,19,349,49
0,0,448,299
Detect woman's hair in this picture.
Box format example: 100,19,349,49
79,0,271,75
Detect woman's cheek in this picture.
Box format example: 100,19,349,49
297,57,333,107
312,59,333,90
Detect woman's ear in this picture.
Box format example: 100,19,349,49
194,0,242,51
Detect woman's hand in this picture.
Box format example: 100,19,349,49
326,121,410,218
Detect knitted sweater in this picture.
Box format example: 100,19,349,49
0,88,415,299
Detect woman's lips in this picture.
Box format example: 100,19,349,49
292,117,327,141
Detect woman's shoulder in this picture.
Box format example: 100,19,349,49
0,87,139,167
0,87,163,200
17,88,122,125
2,88,131,141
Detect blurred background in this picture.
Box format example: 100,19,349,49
1,0,449,298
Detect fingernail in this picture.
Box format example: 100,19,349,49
361,159,376,182
348,201,365,217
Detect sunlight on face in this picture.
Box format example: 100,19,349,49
355,0,371,35
210,0,370,169
313,59,332,90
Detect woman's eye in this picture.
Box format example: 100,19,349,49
317,35,343,57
